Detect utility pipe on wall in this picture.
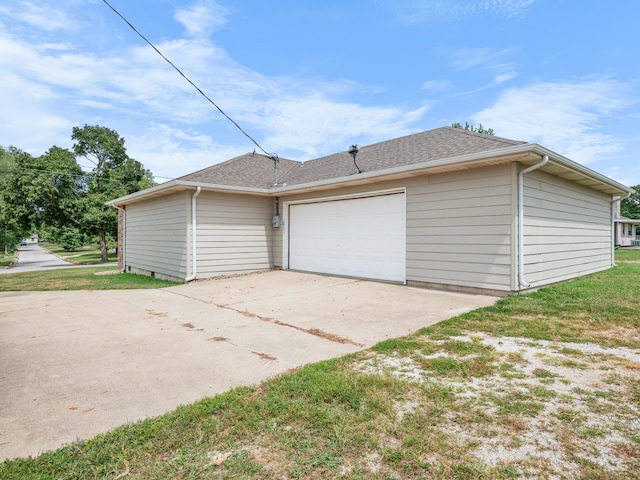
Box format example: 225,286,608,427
185,186,201,282
518,154,548,289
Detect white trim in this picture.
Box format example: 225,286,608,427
282,187,406,279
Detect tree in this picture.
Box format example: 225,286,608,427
0,147,30,253
452,122,495,135
1,126,154,262
4,146,82,230
620,186,640,219
71,125,154,262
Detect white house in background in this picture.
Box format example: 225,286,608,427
108,127,633,295
613,200,640,247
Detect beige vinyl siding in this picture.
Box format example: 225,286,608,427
280,164,514,292
522,169,612,287
405,164,514,291
125,191,190,280
195,192,274,277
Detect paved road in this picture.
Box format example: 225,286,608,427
1,244,74,274
0,271,498,461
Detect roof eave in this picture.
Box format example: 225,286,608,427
529,144,633,196
106,180,272,206
108,143,633,205
270,143,632,197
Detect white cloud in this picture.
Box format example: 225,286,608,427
450,47,518,71
173,0,230,37
0,4,429,177
245,96,429,159
473,79,632,164
422,80,451,92
390,0,535,23
492,72,518,85
126,123,247,179
0,1,76,31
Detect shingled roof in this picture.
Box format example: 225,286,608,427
178,153,299,189
110,125,633,206
178,126,526,189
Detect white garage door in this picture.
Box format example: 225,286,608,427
288,192,406,282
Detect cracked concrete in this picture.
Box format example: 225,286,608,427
0,270,497,461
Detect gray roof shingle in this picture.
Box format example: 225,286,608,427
177,126,526,189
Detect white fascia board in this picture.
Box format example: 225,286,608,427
106,180,180,206
106,180,271,206
529,144,633,195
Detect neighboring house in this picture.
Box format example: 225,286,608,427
613,200,640,247
108,127,633,295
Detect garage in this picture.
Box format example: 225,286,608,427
287,192,406,282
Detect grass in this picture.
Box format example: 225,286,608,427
426,255,640,349
42,243,118,264
614,247,640,263
1,250,639,479
0,252,16,268
0,266,180,291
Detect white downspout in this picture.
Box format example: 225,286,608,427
185,186,201,282
518,154,548,289
611,193,631,267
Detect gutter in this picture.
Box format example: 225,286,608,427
518,154,549,289
185,186,201,282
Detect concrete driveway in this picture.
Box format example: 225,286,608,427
0,271,498,461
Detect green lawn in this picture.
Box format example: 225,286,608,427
2,250,639,479
42,243,118,264
0,252,16,268
0,266,180,291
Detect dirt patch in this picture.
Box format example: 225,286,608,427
214,303,364,347
354,333,640,477
252,351,277,361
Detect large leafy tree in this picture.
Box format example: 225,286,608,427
1,125,154,262
71,125,154,262
620,186,640,220
0,147,31,253
3,146,84,253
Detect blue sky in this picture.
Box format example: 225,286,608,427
1,0,638,186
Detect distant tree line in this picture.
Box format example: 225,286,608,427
0,125,154,260
452,122,495,136
621,189,640,221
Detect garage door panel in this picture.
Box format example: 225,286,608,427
288,193,406,282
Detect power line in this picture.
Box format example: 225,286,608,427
101,0,279,163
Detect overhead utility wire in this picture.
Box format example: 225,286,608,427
101,0,278,163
